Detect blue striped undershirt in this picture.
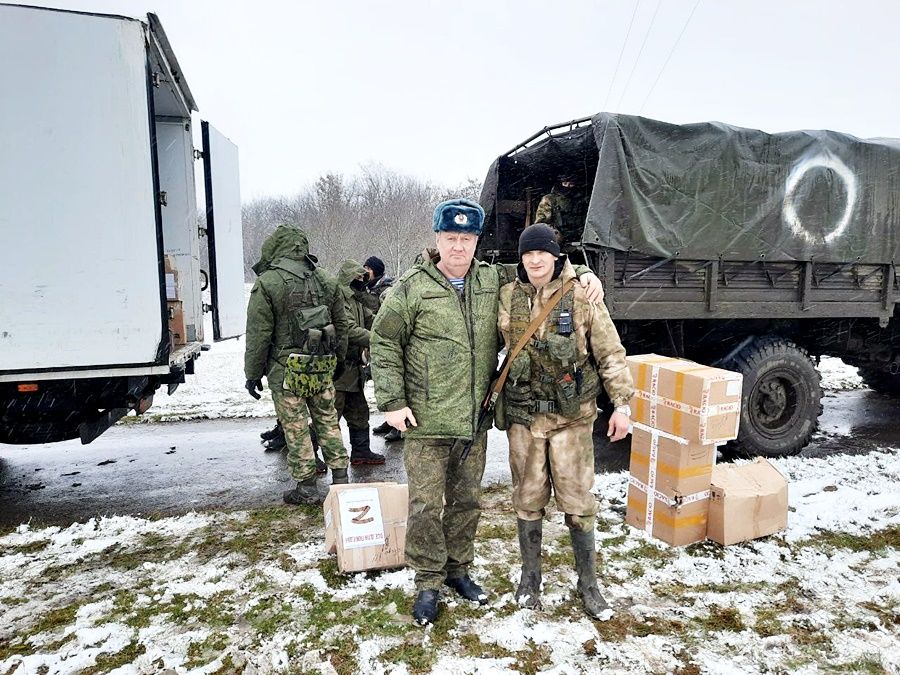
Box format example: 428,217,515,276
448,277,465,292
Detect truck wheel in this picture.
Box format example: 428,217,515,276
725,337,822,458
858,367,900,397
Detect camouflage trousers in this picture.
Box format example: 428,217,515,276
404,435,487,591
507,414,597,532
334,389,370,431
271,386,348,482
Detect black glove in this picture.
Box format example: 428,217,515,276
245,378,263,400
350,278,367,292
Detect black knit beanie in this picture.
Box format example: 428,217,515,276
518,223,561,258
364,256,385,279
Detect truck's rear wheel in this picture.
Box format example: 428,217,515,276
725,337,822,458
858,367,900,397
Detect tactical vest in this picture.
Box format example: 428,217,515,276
272,261,336,356
508,282,600,417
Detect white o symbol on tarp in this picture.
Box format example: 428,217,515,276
782,154,857,243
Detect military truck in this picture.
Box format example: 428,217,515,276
0,5,245,445
479,113,900,457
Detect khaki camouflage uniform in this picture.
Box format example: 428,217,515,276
534,188,586,250
498,259,633,532
245,226,349,483
333,260,374,431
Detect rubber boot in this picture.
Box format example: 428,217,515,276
372,421,392,435
569,526,611,619
331,468,349,485
349,428,385,465
515,518,543,609
283,476,320,505
260,421,282,441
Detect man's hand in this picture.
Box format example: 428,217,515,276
385,407,417,432
579,272,605,304
245,378,263,400
607,411,630,442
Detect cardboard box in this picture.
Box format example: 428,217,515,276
628,354,743,444
167,300,186,346
164,255,179,300
707,458,788,545
324,482,408,573
625,422,717,546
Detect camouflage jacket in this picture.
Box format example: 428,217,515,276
244,226,348,391
358,274,395,312
371,253,515,440
534,189,587,249
498,260,634,436
334,260,374,392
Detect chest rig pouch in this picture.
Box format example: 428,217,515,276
281,268,337,397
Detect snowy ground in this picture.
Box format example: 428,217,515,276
1,449,898,674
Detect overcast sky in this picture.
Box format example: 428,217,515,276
34,0,900,200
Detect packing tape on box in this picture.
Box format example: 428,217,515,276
633,357,741,443
629,423,713,534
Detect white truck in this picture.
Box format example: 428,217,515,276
0,4,246,444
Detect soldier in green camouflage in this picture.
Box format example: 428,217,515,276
534,177,586,251
371,200,607,626
497,223,634,619
244,225,350,505
334,260,384,465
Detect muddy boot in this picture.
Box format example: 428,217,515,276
384,427,402,443
283,476,320,505
515,518,543,609
349,428,385,465
331,468,349,485
260,421,282,441
569,526,610,619
263,424,287,452
372,421,392,435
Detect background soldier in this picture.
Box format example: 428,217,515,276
371,200,607,625
360,255,394,312
534,175,587,251
244,225,350,505
334,260,384,465
497,223,633,618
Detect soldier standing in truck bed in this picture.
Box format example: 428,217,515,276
534,176,587,252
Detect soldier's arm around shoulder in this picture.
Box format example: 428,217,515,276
370,275,416,412
586,294,634,407
244,279,274,381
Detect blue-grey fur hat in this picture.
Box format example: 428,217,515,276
432,198,485,236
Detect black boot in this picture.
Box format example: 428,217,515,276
349,428,385,465
515,518,543,609
444,575,488,605
283,476,320,505
569,526,611,619
372,421,392,435
260,421,281,441
412,589,440,625
331,468,349,485
384,427,402,443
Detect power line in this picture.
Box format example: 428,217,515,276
603,0,641,111
616,0,663,111
639,0,702,113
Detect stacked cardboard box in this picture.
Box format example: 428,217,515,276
164,255,186,347
625,354,743,546
324,482,408,573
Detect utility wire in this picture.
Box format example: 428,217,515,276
616,0,662,111
639,0,702,113
602,0,641,111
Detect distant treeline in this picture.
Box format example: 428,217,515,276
238,165,482,280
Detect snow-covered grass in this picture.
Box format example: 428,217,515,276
2,450,898,674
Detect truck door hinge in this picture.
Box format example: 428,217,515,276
202,302,213,314
158,191,168,207
151,71,168,88
193,149,204,160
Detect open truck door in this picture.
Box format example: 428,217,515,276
201,121,246,341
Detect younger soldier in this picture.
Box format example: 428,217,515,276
498,223,634,618
244,226,350,504
334,260,384,465
360,255,394,312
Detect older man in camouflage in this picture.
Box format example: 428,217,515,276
244,225,350,505
370,199,606,625
498,223,634,618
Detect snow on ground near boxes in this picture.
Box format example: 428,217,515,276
3,450,899,674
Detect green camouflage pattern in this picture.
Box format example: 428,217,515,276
284,353,337,397
534,188,586,246
334,389,369,431
334,260,374,393
272,387,347,482
244,225,348,392
403,436,487,591
507,417,597,532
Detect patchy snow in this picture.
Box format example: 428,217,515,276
2,449,898,674
818,355,864,391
